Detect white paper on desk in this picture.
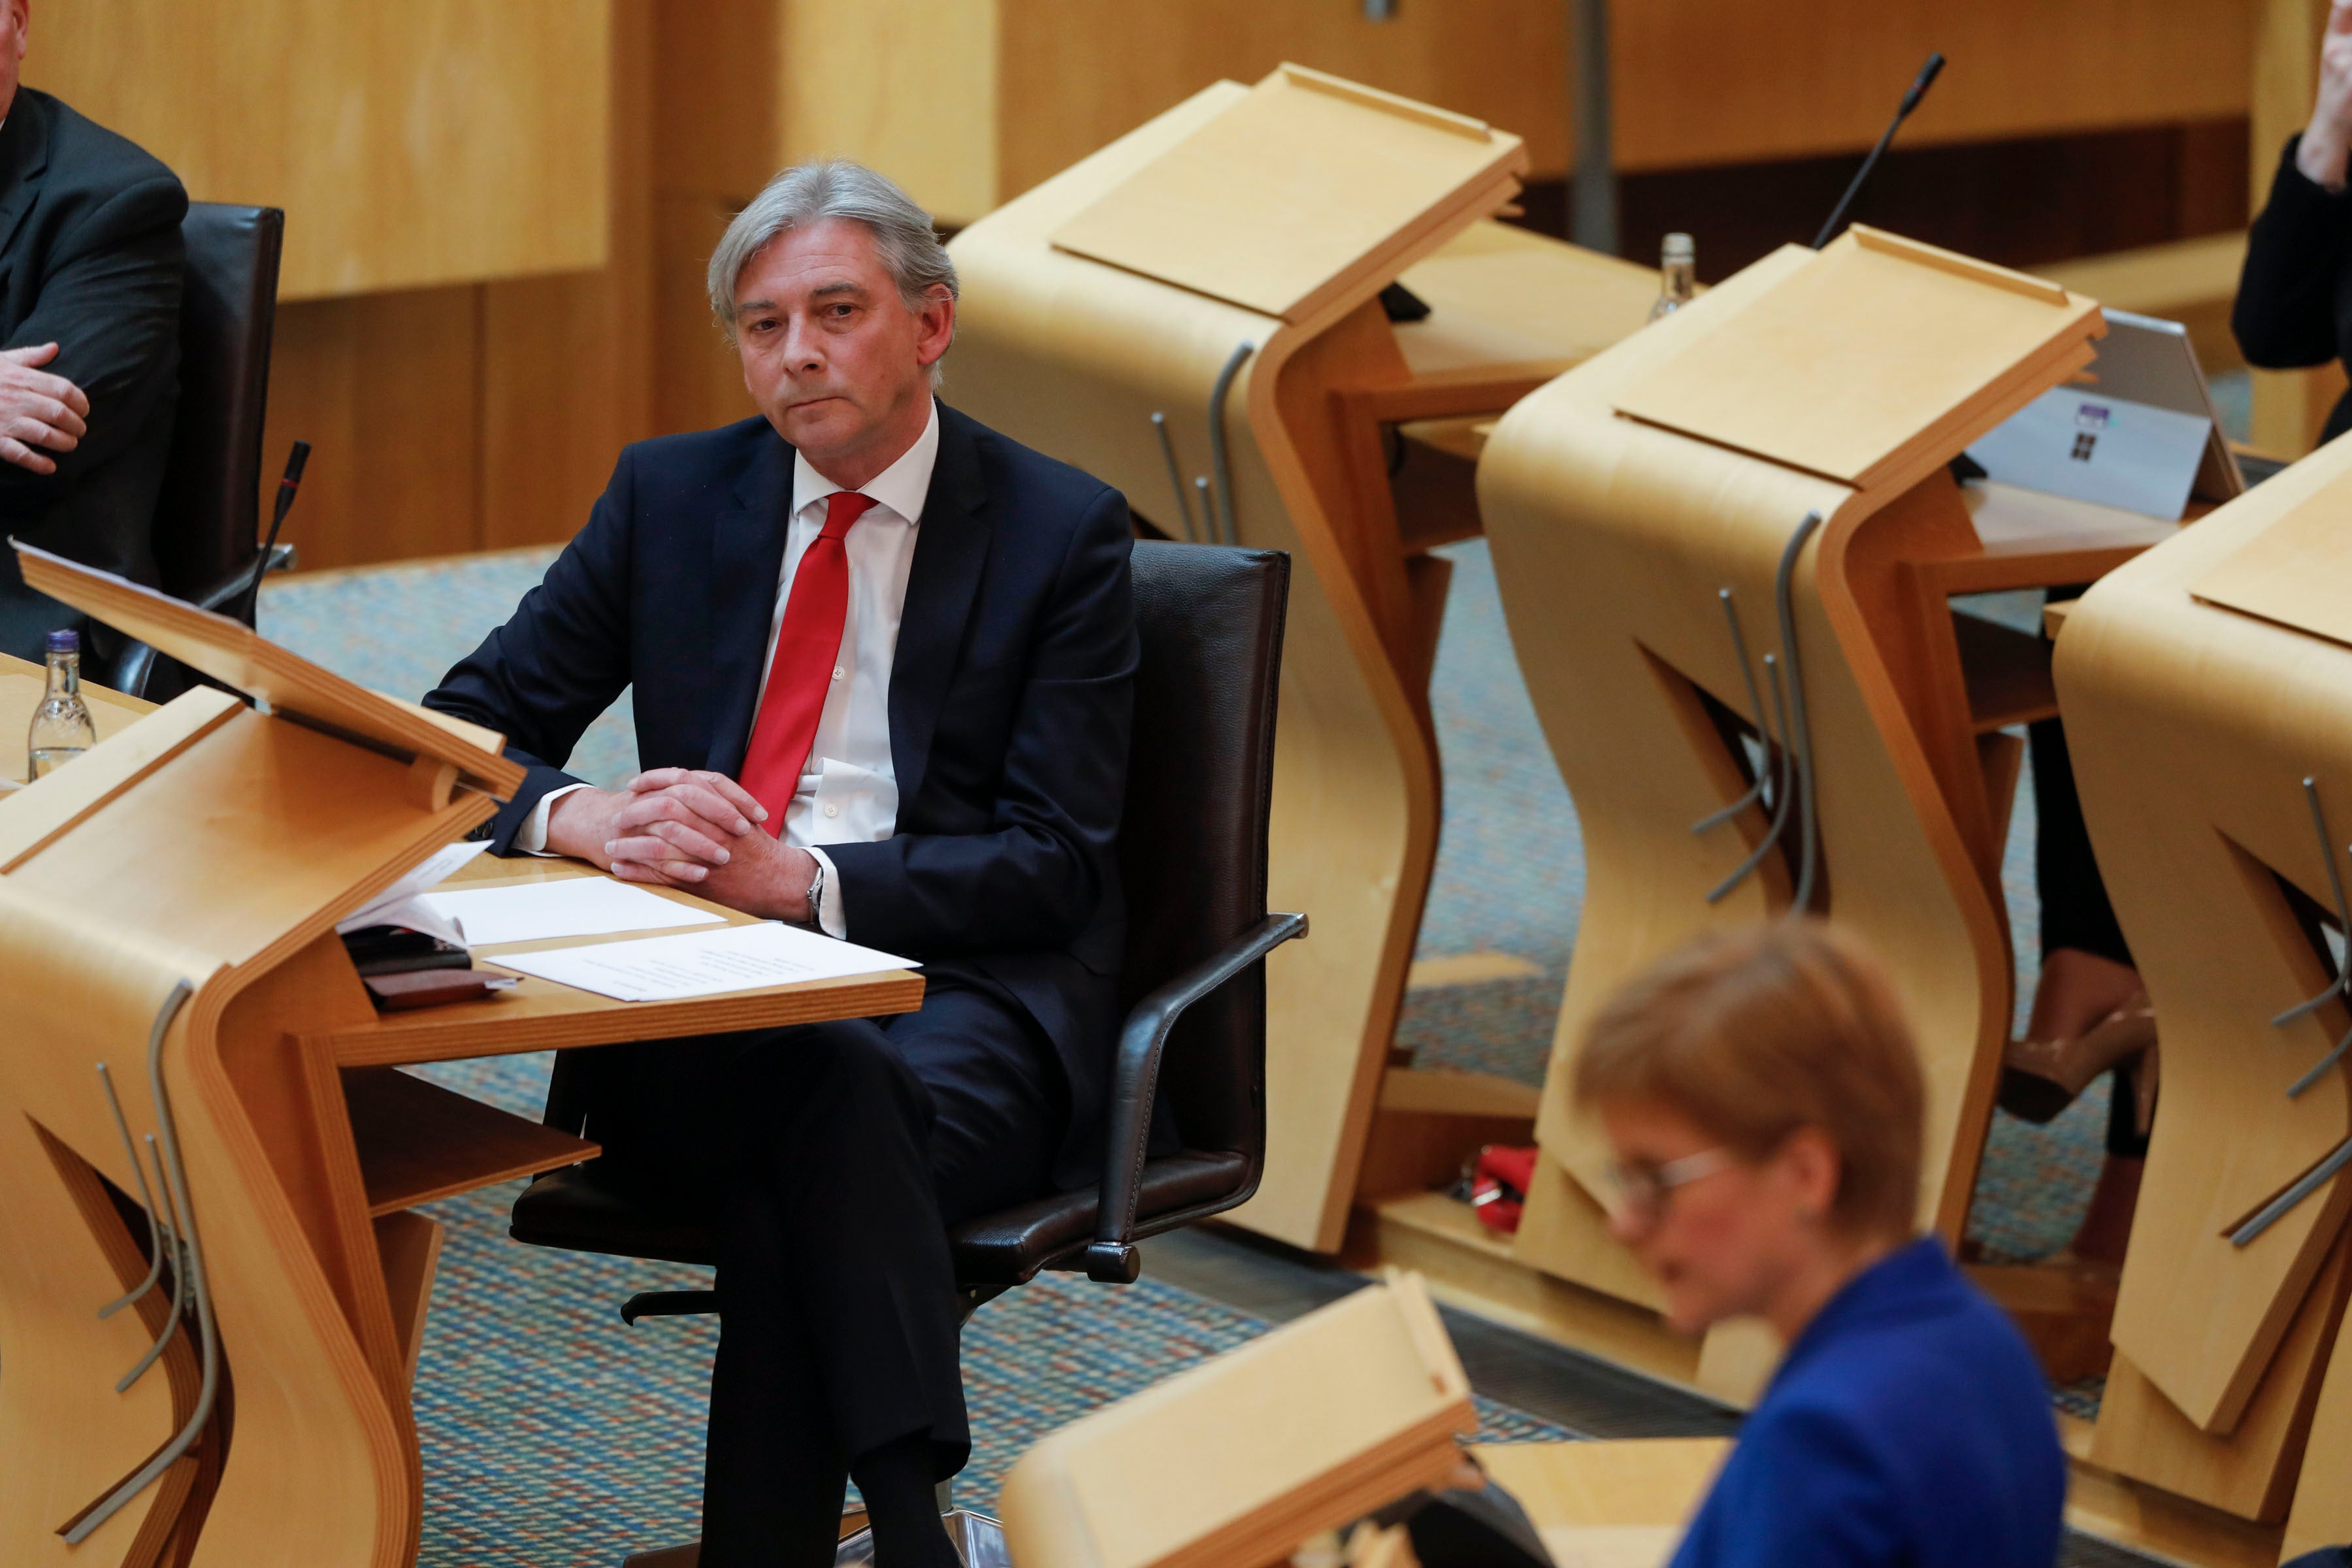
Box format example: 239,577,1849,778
417,877,726,947
491,921,917,1002
336,840,490,936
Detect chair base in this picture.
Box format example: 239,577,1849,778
617,1508,1007,1568
836,1509,1010,1567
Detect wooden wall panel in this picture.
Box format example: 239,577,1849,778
263,1,659,572
651,0,776,438
653,195,759,438
1610,0,2250,172
482,0,659,549
28,1,612,301
998,1,1572,197
779,0,1001,225
262,288,482,572
993,0,2251,195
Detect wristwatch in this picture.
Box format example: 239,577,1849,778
802,855,826,932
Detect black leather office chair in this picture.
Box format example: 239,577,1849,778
110,202,290,698
508,540,1304,1560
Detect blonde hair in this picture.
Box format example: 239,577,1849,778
1572,920,1924,1239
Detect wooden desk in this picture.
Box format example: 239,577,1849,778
0,640,919,1564
949,71,1654,1256
1473,1438,1726,1568
1472,232,2170,1397
2055,436,2352,1526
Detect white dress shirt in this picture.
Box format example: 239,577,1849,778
517,400,939,939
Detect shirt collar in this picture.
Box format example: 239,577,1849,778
791,397,940,527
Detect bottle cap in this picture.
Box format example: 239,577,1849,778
45,629,78,655
1663,233,1695,263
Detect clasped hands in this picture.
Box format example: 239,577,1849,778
546,768,817,924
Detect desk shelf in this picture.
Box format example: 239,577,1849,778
344,1066,596,1217
1954,611,2059,733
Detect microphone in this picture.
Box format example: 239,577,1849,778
240,440,311,622
1812,52,1946,250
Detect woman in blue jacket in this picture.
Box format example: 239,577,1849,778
1574,920,2066,1568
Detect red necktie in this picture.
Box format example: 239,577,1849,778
738,490,877,832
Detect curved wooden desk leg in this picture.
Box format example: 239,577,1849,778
178,942,417,1568
2285,1281,2352,1559
948,96,1448,1254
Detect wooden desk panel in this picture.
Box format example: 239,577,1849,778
0,677,919,1564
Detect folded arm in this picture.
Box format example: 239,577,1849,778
2236,135,2352,371
0,172,186,487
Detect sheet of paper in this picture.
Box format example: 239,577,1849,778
418,877,725,947
492,921,916,1002
336,840,491,934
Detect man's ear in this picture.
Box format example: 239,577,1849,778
915,289,957,369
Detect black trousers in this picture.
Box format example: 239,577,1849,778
2031,585,2145,1158
584,973,1067,1567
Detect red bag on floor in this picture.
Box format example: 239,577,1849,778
1470,1144,1539,1235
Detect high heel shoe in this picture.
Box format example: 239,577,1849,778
1999,992,2157,1124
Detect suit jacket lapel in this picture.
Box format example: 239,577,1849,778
889,407,990,808
705,431,796,778
0,95,54,304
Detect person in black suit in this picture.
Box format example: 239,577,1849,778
2236,0,2352,445
425,160,1135,1568
0,0,188,662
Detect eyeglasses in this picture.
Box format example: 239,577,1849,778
1600,1146,1737,1223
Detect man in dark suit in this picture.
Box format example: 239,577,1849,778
425,160,1135,1567
0,0,188,662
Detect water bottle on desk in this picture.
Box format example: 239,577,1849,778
27,629,97,779
1648,233,1697,322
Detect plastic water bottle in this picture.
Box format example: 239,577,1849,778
1648,233,1697,322
27,629,97,779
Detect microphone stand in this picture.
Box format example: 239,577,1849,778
1812,52,1946,250
239,440,310,625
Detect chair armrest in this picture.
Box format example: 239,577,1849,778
108,642,159,700
1084,910,1307,1283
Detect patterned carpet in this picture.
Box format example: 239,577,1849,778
399,1053,1563,1566
255,521,2125,1560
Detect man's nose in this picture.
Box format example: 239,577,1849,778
779,316,826,373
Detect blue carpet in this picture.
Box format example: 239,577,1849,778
255,531,2109,1559
405,1056,1561,1565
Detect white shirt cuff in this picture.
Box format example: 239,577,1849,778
808,845,846,939
515,782,592,855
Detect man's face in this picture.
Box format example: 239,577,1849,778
731,217,953,482
0,3,29,123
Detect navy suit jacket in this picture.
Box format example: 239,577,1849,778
0,88,187,661
1670,1238,2066,1568
425,403,1138,1183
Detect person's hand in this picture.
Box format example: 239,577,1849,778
2302,0,2352,189
546,769,814,921
638,821,818,924
0,343,90,475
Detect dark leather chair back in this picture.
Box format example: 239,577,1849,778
1117,541,1288,1160
514,539,1297,1292
151,203,283,612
